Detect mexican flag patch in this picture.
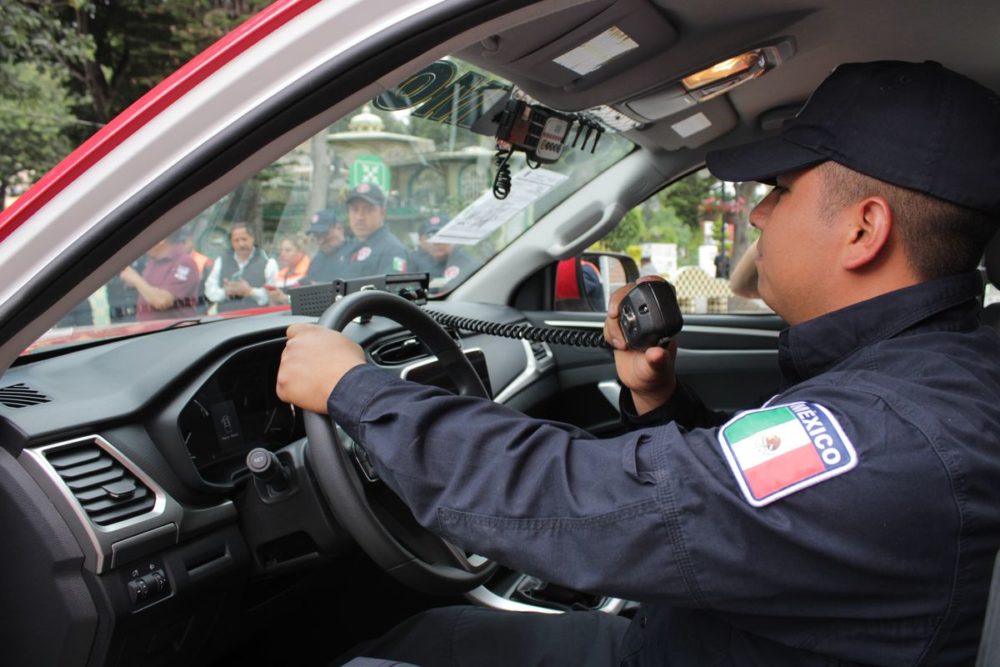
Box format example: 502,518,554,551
718,401,857,507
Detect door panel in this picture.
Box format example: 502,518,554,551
521,311,783,434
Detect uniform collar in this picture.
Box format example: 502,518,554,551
777,271,984,386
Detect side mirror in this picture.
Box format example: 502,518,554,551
554,252,639,312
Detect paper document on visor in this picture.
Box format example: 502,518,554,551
428,168,568,245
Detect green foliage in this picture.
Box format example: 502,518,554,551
658,169,717,229
602,208,646,251
53,0,268,134
1,1,268,205
0,63,75,194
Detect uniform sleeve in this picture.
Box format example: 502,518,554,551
327,365,957,623
328,365,692,601
620,381,729,431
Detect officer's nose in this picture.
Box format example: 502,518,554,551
749,191,777,230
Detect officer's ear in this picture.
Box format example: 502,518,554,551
841,195,892,270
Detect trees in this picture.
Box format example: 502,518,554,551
0,2,85,205
0,63,75,206
1,1,268,208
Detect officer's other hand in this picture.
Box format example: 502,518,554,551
276,324,366,414
604,276,678,415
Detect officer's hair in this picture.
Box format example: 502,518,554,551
818,161,996,280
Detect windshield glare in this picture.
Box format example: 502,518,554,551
27,57,632,355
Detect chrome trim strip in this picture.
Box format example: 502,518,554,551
21,435,186,574
681,325,780,338
465,585,563,614
598,380,621,412
543,320,781,338
494,339,552,405
464,585,627,616
399,346,484,381
543,319,605,329
677,348,777,356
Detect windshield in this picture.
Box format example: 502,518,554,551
26,58,632,355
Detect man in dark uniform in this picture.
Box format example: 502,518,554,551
408,214,478,293
277,61,1000,665
305,209,349,284
341,183,409,278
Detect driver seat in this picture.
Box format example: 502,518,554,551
975,231,1000,665
980,231,1000,330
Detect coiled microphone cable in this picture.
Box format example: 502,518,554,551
492,144,513,199
425,310,610,348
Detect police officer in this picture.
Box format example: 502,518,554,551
277,61,1000,665
341,183,409,278
408,214,478,293
304,209,348,284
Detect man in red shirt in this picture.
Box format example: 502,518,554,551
119,230,200,321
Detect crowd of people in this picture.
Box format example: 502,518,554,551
84,182,475,326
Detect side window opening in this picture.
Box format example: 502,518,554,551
593,168,772,315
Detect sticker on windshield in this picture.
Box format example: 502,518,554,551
427,168,568,245
717,401,857,507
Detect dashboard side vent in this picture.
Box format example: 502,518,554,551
43,440,155,526
0,383,51,408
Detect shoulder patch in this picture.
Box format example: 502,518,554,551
717,401,857,507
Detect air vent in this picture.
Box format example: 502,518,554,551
370,328,459,366
0,383,51,408
44,440,155,526
370,337,428,365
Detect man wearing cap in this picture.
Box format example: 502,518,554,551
341,183,409,278
304,209,349,284
408,214,478,293
277,61,1000,665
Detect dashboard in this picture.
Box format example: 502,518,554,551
0,301,587,666
0,302,551,562
0,294,779,667
178,343,302,485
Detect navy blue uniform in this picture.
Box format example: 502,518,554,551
408,247,478,293
328,271,1000,665
341,227,409,279
306,246,349,284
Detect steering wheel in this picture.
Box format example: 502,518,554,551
304,290,498,594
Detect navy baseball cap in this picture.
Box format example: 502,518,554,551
706,60,1000,214
308,209,338,234
346,182,386,207
419,214,450,237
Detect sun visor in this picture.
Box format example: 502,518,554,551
480,0,677,92
637,97,738,150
